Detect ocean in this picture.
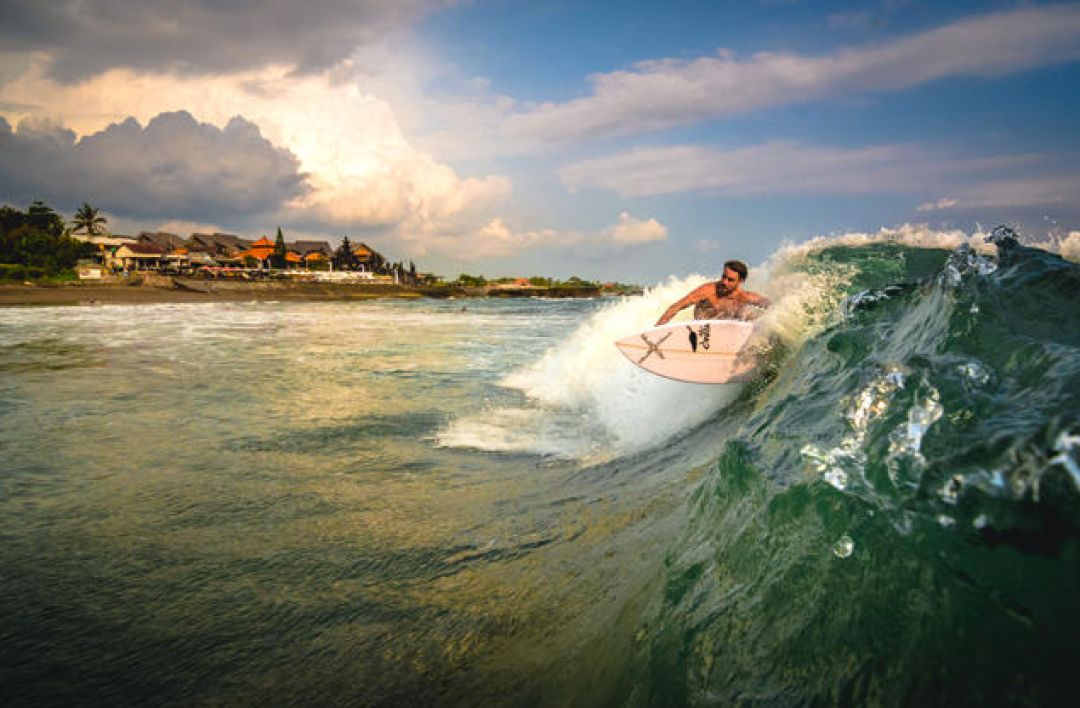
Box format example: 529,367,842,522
2,228,1079,706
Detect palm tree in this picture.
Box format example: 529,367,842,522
70,202,107,236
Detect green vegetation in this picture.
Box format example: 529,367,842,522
0,201,97,280
70,202,108,236
273,226,287,269
456,273,488,286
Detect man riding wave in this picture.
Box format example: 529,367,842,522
655,260,769,325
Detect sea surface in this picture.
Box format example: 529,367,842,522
2,230,1079,706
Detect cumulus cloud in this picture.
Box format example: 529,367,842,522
604,212,668,245
394,217,563,260
0,60,519,250
391,210,667,261
560,141,1041,198
0,111,307,219
503,5,1080,147
0,0,447,82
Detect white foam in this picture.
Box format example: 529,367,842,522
442,277,749,460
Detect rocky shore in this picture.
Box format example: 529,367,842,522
0,276,637,306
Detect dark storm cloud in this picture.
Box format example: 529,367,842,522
0,0,444,82
0,111,309,220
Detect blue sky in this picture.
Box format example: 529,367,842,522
1,0,1078,282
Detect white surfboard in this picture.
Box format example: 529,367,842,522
615,319,757,384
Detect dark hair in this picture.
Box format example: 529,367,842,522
723,260,748,281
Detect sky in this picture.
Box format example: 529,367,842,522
1,0,1078,283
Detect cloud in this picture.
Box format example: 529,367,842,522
391,210,668,261
560,141,1041,198
0,59,517,244
945,177,1080,210
0,0,448,82
604,212,668,245
916,197,958,212
0,111,308,219
502,5,1080,147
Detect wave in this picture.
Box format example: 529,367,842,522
445,225,1080,705
597,227,1080,706
443,226,1079,461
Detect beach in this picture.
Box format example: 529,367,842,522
0,280,623,306
0,282,425,306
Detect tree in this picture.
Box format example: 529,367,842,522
273,226,287,269
70,202,107,236
334,236,356,270
0,201,95,277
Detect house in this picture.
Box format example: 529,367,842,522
303,251,328,268
137,231,186,252
69,234,138,265
353,242,376,267
112,243,166,271
233,236,276,267
187,232,252,258
289,240,332,257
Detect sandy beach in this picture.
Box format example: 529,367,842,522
0,281,431,306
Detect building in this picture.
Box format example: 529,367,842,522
137,231,186,252
290,240,332,257
353,242,377,269
233,236,277,268
188,232,252,258
112,243,166,271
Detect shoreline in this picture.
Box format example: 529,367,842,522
0,280,634,306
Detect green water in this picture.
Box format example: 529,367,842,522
3,239,1080,706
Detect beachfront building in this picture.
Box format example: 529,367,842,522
234,236,276,269
188,232,252,259
304,251,329,269
112,243,166,271
353,242,378,271
69,233,137,269
138,231,186,252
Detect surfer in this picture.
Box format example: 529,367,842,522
655,260,770,325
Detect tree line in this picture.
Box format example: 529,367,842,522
0,200,98,280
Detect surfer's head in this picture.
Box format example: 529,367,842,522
719,260,748,295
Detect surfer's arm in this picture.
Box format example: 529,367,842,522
655,287,706,325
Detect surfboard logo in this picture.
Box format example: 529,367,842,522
637,331,671,363
697,323,711,351
687,326,698,352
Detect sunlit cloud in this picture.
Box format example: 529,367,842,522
604,212,668,245
0,55,519,252
394,211,669,261
500,5,1080,148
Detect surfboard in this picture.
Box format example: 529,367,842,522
615,319,757,384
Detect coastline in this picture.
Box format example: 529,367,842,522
0,279,634,306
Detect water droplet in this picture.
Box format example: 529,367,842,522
833,535,854,558
958,361,990,386
941,474,963,504
823,467,848,490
